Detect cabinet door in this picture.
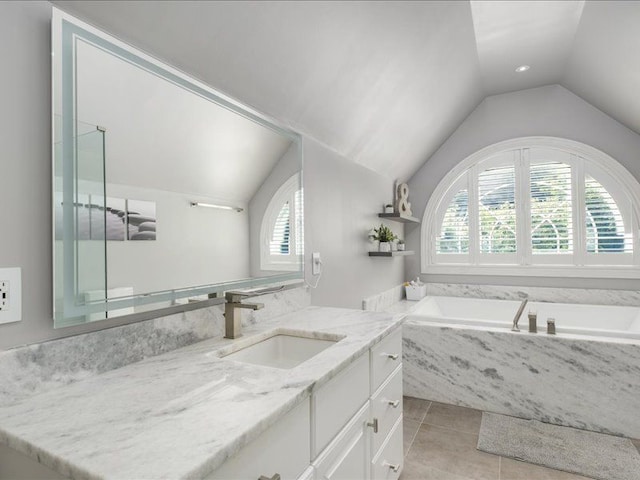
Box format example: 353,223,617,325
313,353,370,457
314,403,371,480
207,398,310,480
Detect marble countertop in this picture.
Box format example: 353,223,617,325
0,306,403,480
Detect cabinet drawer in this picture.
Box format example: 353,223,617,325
313,402,371,480
370,328,402,394
371,416,403,480
207,398,310,480
371,365,403,455
313,353,370,457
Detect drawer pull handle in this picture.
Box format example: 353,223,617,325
258,475,281,480
383,461,400,473
388,400,400,408
367,417,379,433
383,353,399,360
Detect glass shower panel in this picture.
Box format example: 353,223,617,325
54,120,107,326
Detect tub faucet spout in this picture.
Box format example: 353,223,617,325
511,299,528,332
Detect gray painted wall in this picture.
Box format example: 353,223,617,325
0,2,404,350
406,84,640,289
302,137,405,309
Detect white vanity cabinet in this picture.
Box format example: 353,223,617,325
204,325,404,480
206,397,311,480
312,326,403,480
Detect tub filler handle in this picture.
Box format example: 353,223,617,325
387,400,400,408
383,353,399,360
511,299,528,332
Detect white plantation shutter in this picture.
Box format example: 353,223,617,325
585,175,631,253
530,163,573,254
428,140,638,275
478,166,516,254
437,189,469,254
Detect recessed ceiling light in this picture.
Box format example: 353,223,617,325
515,65,530,73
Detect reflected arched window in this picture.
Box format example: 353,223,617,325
260,175,303,271
423,138,640,277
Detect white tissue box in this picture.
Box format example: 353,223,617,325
405,284,427,301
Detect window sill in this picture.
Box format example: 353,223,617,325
423,264,640,279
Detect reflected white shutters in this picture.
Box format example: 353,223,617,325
269,188,304,257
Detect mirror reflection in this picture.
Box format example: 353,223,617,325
53,14,303,327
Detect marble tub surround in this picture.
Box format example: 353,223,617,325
0,306,402,480
425,282,640,306
362,284,405,311
0,286,310,407
403,320,640,438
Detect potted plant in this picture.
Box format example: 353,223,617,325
373,224,397,252
397,239,405,251
384,203,394,214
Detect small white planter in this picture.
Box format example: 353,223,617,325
379,242,391,252
384,205,394,214
397,243,405,251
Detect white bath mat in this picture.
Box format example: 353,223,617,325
477,412,640,480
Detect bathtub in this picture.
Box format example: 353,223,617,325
402,295,640,438
408,295,640,341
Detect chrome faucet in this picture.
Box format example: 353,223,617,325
224,291,264,339
222,284,298,338
511,298,528,332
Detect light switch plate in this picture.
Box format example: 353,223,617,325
0,267,22,324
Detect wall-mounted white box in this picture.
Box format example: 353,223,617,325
0,267,22,324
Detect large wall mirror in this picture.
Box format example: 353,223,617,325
52,8,303,327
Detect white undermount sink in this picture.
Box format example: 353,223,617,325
222,333,339,369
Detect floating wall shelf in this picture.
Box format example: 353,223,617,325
368,250,415,257
377,213,420,224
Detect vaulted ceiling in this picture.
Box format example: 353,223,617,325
52,0,640,181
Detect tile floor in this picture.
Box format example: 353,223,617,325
401,396,597,480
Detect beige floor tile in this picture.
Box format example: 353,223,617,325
403,395,431,423
404,423,499,480
403,419,421,457
423,401,483,434
500,457,593,480
400,463,473,480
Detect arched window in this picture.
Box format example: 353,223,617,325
423,138,640,278
260,174,304,271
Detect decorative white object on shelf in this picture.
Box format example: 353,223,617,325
397,242,405,251
395,182,412,217
391,241,398,252
379,242,391,253
384,204,394,214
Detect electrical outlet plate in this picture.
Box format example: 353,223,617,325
0,267,22,324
